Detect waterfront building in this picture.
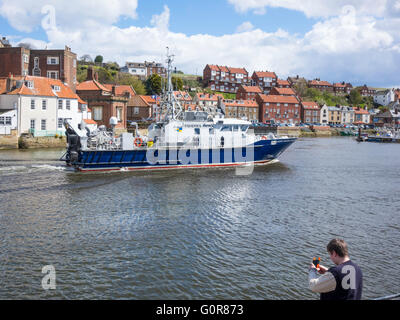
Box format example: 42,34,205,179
319,104,329,125
127,95,155,121
222,99,259,121
203,64,250,93
255,94,301,124
76,67,135,131
353,107,371,125
339,105,355,125
301,101,320,124
236,85,262,100
373,89,396,106
0,45,77,92
251,71,277,94
327,106,342,125
0,75,82,136
372,109,400,128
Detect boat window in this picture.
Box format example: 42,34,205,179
221,125,232,132
240,125,249,132
194,128,200,135
233,125,239,132
209,128,215,134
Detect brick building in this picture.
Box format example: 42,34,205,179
0,45,77,92
236,85,262,100
360,85,376,97
270,87,299,99
223,99,259,121
76,67,134,130
301,101,320,124
308,80,334,93
127,95,155,121
0,37,11,48
251,71,277,94
277,79,290,88
203,64,249,93
255,94,301,124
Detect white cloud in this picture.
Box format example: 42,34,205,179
236,21,255,33
0,0,138,32
150,5,170,33
227,0,387,18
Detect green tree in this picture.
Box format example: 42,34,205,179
146,74,162,95
94,55,104,65
116,73,146,95
96,67,114,83
349,89,363,106
172,76,184,91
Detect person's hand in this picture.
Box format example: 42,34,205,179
318,265,328,274
309,262,317,271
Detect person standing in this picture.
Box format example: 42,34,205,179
308,238,363,300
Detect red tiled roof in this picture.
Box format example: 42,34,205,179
258,94,299,104
208,65,220,71
78,96,87,105
76,79,109,92
333,83,346,88
277,79,290,86
141,95,156,104
103,84,136,97
173,91,192,101
354,108,369,114
219,66,230,73
7,76,77,99
196,93,224,101
224,99,258,108
271,87,296,96
228,67,247,75
309,80,332,86
239,86,262,93
253,71,277,78
302,101,320,110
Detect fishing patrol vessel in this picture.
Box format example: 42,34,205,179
61,51,296,172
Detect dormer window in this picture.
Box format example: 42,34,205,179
52,85,61,92
25,81,34,89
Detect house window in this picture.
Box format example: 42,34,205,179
30,119,35,130
0,117,4,125
52,85,60,92
47,71,59,79
23,54,29,63
117,108,123,121
47,57,59,65
58,118,64,129
66,100,70,110
41,119,46,130
31,99,35,110
42,100,47,110
25,81,34,89
93,107,103,121
134,107,139,115
58,100,63,110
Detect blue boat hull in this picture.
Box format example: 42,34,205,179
68,138,296,172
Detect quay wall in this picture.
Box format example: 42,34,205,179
18,135,66,149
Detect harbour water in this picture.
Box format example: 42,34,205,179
0,137,399,300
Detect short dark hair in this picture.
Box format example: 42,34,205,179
327,239,349,257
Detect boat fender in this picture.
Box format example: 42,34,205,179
134,137,144,147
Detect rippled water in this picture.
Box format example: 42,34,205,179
0,137,399,300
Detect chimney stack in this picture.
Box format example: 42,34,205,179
87,67,95,81
112,85,116,96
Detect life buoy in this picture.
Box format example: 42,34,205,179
261,136,268,140
134,137,144,147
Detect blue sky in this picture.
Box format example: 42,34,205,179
0,0,399,88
